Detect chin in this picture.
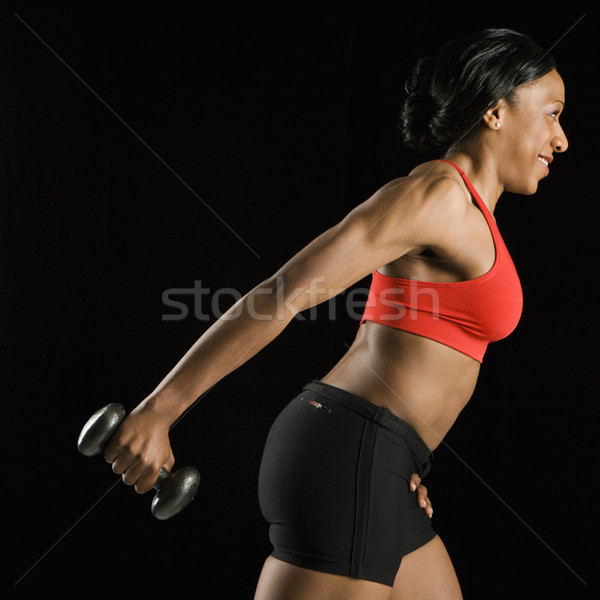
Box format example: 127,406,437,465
516,171,548,195
523,184,539,195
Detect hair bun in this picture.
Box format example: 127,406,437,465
404,56,434,95
398,29,556,153
400,57,441,151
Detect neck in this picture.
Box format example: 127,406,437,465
441,149,504,214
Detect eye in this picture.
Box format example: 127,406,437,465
548,107,562,120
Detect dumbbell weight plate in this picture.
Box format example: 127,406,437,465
77,403,126,457
151,466,201,520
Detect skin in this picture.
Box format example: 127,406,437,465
104,68,567,598
321,69,568,451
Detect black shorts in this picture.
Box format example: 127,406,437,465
258,379,436,587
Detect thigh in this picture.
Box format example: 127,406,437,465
390,535,463,600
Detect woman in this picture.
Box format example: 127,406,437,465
104,28,568,599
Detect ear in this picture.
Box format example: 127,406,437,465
482,100,507,131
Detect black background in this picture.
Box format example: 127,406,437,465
4,4,597,597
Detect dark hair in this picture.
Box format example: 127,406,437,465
400,28,557,152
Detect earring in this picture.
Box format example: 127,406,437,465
495,122,501,128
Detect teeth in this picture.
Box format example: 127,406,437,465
538,156,548,166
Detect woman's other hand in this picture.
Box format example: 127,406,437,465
410,472,433,518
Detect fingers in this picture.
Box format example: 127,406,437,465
105,445,174,494
108,452,156,494
409,472,433,518
409,472,421,492
100,406,175,495
132,466,163,495
417,484,433,518
103,438,120,465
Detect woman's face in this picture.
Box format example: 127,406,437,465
499,68,568,195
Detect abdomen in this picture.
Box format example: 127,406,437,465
320,321,481,450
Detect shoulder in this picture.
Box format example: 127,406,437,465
352,167,471,248
394,161,472,214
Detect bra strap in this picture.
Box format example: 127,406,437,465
436,158,465,175
434,159,484,208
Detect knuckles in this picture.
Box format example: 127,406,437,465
134,481,153,495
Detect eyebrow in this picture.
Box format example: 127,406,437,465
555,100,565,105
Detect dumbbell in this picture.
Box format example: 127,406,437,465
77,403,200,520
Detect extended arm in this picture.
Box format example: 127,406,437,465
104,175,465,493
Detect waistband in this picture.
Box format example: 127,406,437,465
303,379,434,478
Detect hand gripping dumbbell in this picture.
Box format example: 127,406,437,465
77,403,200,520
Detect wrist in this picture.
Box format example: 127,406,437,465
139,388,185,427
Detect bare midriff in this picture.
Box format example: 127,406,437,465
320,320,481,452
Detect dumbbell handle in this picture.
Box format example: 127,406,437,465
77,403,200,520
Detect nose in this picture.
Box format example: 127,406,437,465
551,127,568,153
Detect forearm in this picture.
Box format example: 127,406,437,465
144,278,295,424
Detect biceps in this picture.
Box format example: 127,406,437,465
267,212,408,316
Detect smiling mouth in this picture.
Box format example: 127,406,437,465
537,156,550,174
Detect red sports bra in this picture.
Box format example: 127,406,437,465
360,159,523,363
